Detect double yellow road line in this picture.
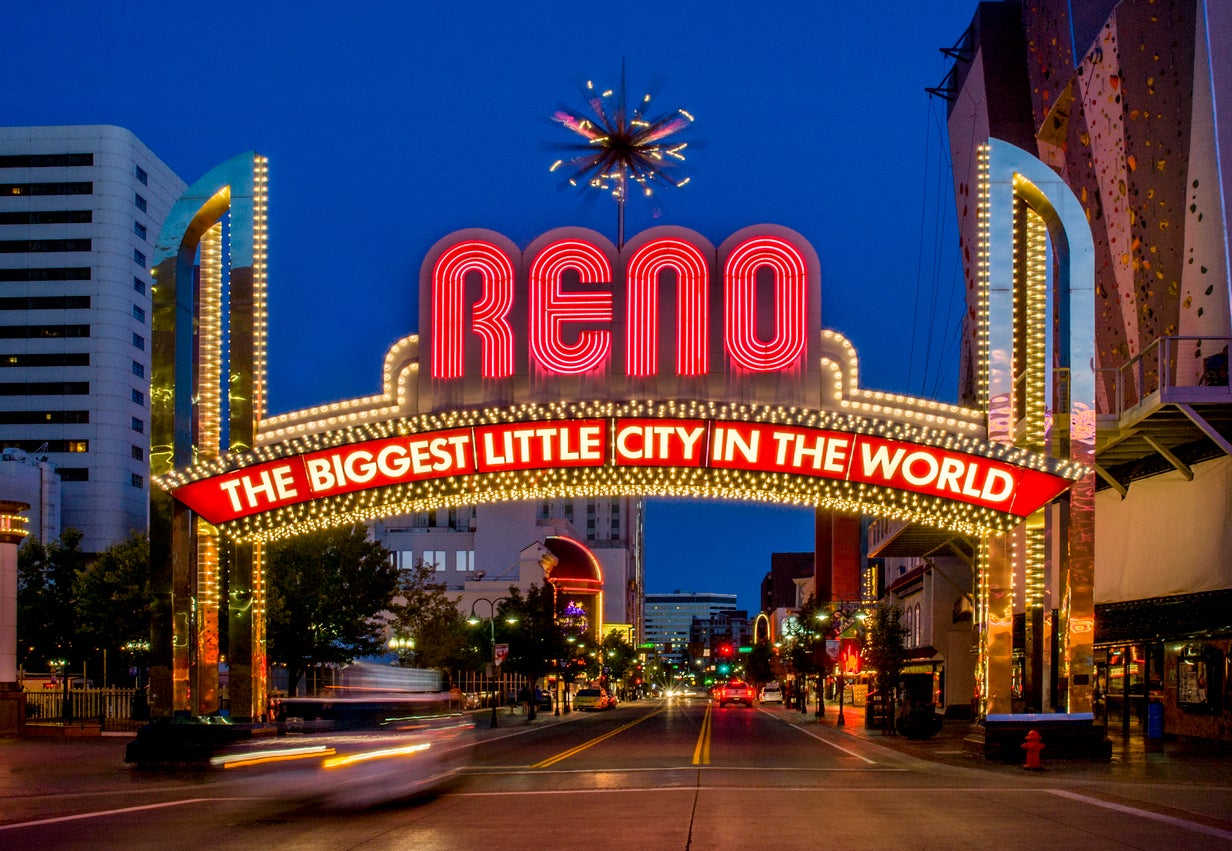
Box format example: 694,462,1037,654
531,705,667,769
691,701,712,765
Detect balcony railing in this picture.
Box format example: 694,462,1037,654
1096,336,1230,419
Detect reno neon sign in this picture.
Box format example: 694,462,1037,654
419,225,820,403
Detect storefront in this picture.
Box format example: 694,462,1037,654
1095,590,1232,743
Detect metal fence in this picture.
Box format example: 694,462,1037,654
23,687,146,732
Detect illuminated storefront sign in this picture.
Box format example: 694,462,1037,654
172,416,1073,526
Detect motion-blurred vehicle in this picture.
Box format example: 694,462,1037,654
573,687,613,711
127,664,473,808
715,680,757,708
759,682,783,704
680,685,709,700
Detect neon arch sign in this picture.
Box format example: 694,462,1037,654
159,224,1086,542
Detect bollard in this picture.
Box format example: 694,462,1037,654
1022,729,1044,770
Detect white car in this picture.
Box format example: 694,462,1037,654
759,683,783,704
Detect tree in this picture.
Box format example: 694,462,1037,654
17,529,87,674
781,594,827,711
388,561,478,682
73,531,150,683
591,630,636,691
266,525,398,696
496,583,566,720
863,601,908,698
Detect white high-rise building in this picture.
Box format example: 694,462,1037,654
0,126,184,552
643,592,738,665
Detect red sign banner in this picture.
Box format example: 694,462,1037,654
169,417,1075,526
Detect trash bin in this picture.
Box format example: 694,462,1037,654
1146,699,1164,739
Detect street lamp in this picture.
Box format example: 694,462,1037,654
468,597,509,728
818,605,867,727
387,635,415,664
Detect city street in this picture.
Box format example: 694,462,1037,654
3,699,1231,850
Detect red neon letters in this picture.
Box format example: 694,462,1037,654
428,230,812,380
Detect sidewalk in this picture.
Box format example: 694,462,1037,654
781,700,1232,784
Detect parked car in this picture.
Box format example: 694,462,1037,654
573,687,613,711
759,682,783,704
714,680,757,708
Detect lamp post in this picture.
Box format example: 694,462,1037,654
469,597,509,728
387,635,414,665
817,605,867,727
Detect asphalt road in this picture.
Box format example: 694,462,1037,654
3,699,1232,850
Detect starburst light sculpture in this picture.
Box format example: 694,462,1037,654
549,65,694,248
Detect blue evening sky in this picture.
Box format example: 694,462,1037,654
4,1,977,612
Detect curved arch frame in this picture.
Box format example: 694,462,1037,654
977,140,1096,718
149,153,269,721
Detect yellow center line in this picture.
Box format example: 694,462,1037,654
532,705,668,768
691,701,712,765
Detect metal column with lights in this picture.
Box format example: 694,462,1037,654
150,152,269,722
967,140,1102,757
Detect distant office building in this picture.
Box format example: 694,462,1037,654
761,552,814,612
643,592,737,664
0,126,184,551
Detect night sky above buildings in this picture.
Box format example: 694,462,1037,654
5,0,979,612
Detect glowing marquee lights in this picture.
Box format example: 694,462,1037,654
170,413,1076,529
427,229,810,380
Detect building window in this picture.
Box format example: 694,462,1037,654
57,468,88,482
133,221,146,240
132,277,145,295
134,193,147,212
131,388,143,404
131,417,143,433
131,473,143,488
0,381,88,395
0,352,89,367
131,445,143,461
131,361,144,378
0,210,91,225
0,324,90,339
132,305,145,323
587,501,596,538
0,267,90,282
0,238,92,254
564,503,574,523
0,296,90,310
0,410,88,424
132,333,144,351
0,181,92,196
611,502,621,539
132,248,146,268
134,164,148,185
0,153,93,168
455,550,474,572
538,501,551,520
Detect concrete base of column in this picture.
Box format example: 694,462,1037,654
0,683,26,736
963,714,1112,762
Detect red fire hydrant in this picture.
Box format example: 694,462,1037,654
1022,729,1045,770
